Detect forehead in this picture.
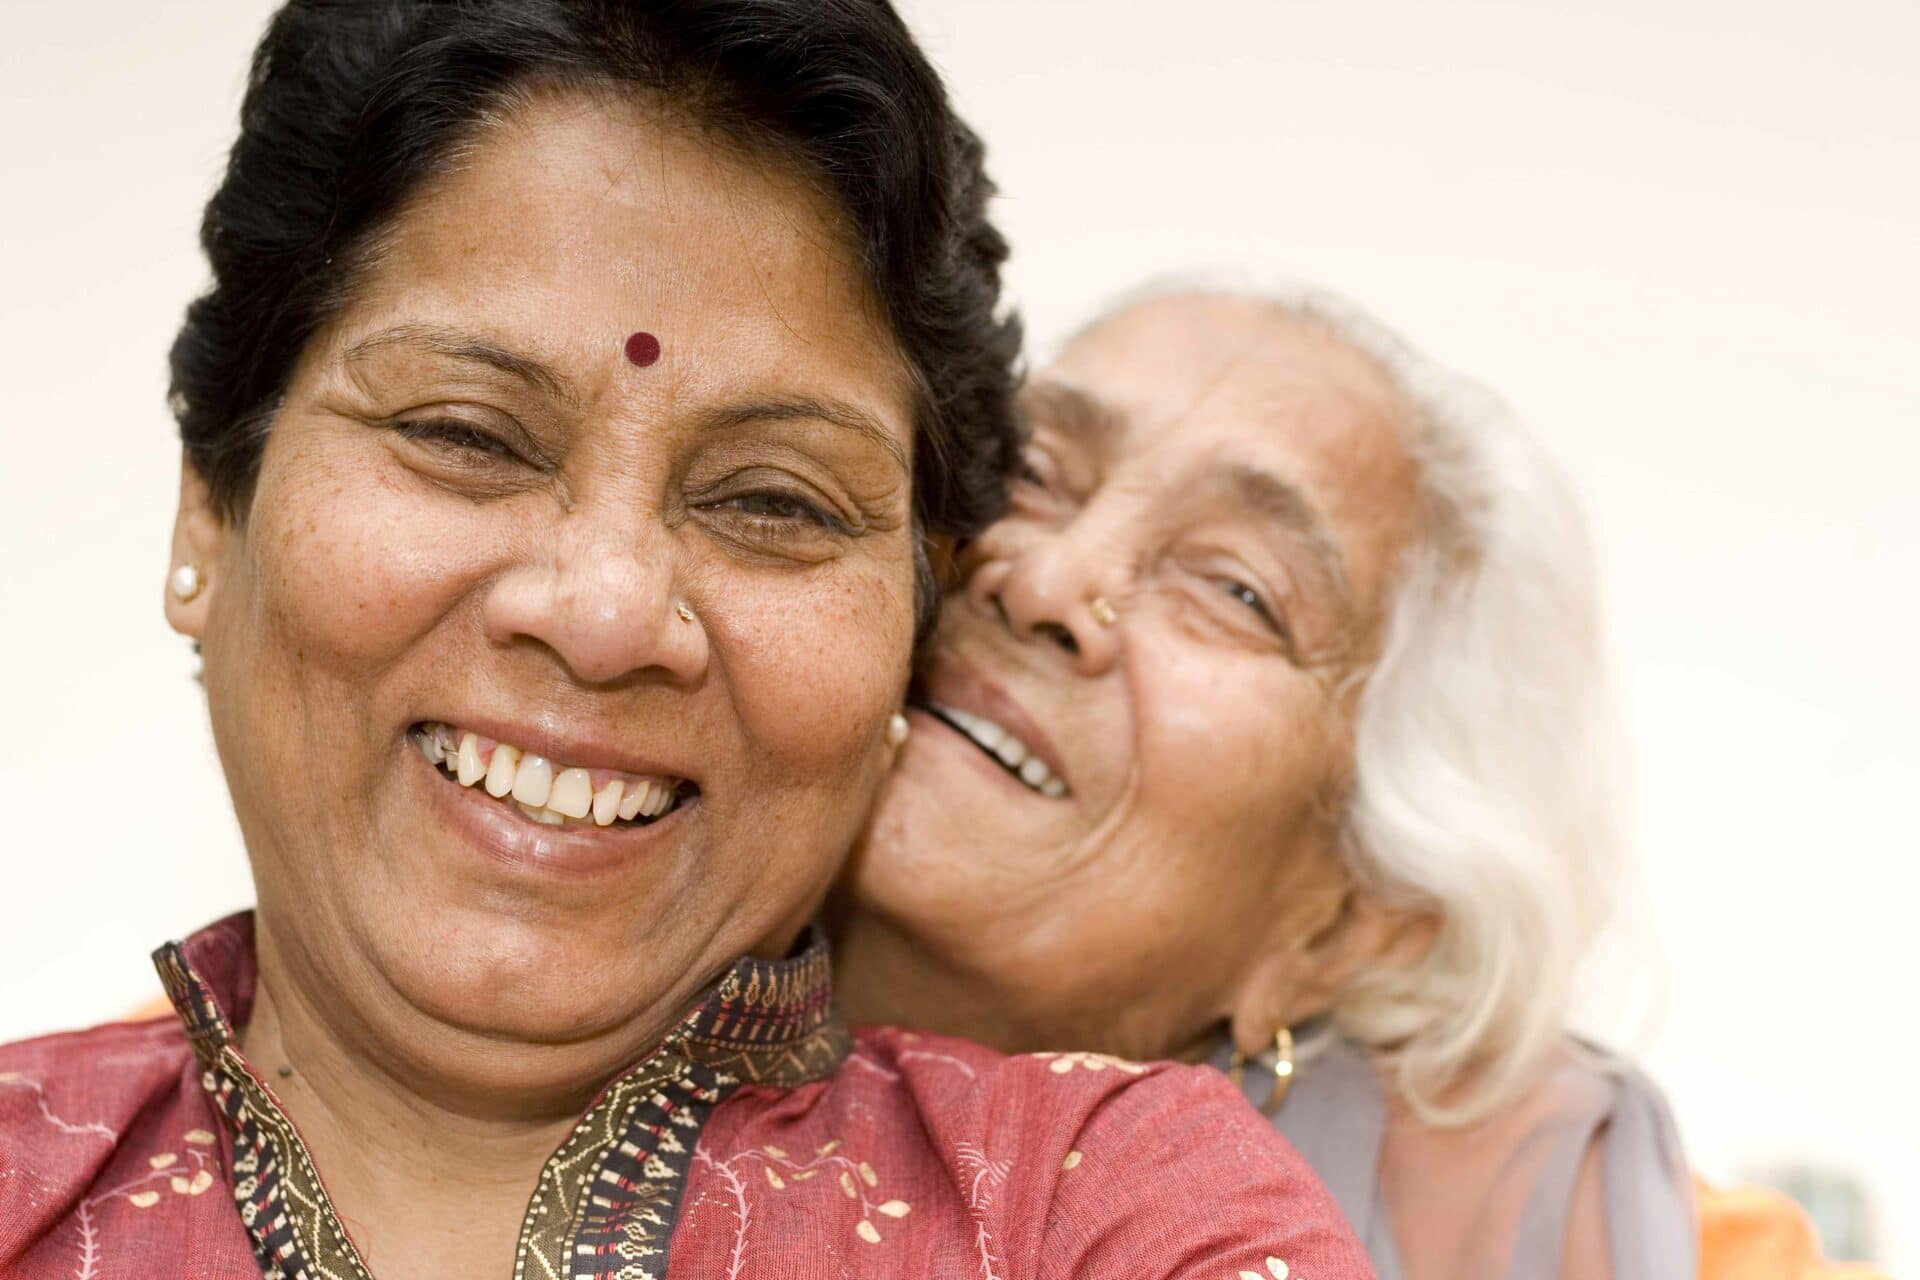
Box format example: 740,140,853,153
334,88,909,413
1043,293,1424,614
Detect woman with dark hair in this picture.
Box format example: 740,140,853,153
0,4,1370,1278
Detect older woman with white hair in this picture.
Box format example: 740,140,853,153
830,282,1696,1277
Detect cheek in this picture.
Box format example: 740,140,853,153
1125,637,1336,859
705,549,915,787
239,438,486,675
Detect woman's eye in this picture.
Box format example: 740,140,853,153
398,419,518,461
1016,446,1058,490
718,491,844,532
1012,450,1078,516
1219,577,1290,641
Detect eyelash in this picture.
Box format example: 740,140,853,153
713,491,847,536
398,421,846,536
1217,576,1293,646
1015,450,1075,510
397,419,519,461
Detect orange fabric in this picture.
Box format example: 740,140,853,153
130,995,172,1021
1695,1177,1889,1280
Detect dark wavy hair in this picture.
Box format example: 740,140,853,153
169,0,1021,639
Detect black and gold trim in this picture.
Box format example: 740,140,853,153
155,919,848,1280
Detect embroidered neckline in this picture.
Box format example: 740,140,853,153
153,912,849,1280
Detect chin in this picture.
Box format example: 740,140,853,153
361,899,706,1047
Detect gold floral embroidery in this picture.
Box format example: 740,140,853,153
697,1138,915,1251
169,1169,215,1196
1031,1051,1148,1075
1,1072,224,1273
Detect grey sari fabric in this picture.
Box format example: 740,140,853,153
1212,1033,1696,1278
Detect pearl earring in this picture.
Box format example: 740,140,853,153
169,564,204,603
886,712,910,748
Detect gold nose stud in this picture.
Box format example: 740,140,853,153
675,601,696,624
1088,597,1118,628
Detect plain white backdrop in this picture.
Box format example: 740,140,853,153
2,0,1915,1264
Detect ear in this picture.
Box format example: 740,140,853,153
163,457,229,642
1298,890,1438,1019
1225,885,1439,1058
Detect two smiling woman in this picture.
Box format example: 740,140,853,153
1,2,1698,1279
0,2,1368,1278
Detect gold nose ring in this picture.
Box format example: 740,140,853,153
1088,597,1118,628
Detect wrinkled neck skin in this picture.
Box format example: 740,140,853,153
236,914,713,1280
828,904,1223,1067
829,906,1025,1045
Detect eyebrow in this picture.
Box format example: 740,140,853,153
1019,379,1126,445
341,326,906,466
1214,462,1354,617
342,324,580,408
693,395,909,469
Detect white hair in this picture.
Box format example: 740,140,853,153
1082,275,1624,1125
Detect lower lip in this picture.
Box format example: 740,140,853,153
906,707,1059,801
414,748,689,879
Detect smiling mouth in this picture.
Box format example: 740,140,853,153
919,703,1069,799
410,722,696,828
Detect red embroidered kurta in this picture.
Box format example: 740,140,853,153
0,914,1371,1279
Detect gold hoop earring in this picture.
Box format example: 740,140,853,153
1226,1026,1295,1115
1267,1025,1295,1113
1088,596,1118,628
169,564,204,603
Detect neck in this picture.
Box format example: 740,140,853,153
240,967,582,1279
831,909,1028,1048
832,906,1229,1066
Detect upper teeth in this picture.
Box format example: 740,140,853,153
413,723,681,827
930,704,1068,798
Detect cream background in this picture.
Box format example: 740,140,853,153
1,0,1914,1265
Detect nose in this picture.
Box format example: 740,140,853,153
481,510,708,686
964,522,1125,676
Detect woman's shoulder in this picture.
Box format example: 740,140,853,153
839,1025,1318,1150
1373,1037,1693,1280
708,1026,1375,1278
0,1013,195,1127
1489,1039,1692,1216
0,1015,251,1273
1402,1040,1670,1148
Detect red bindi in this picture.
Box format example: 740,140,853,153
623,331,662,367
